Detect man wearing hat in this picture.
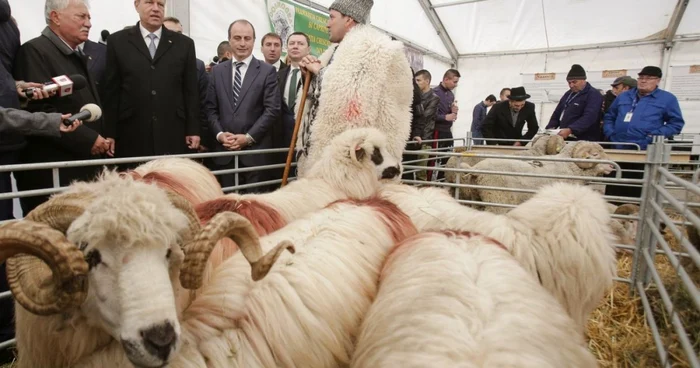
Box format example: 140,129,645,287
546,64,604,141
294,0,413,177
603,66,684,150
481,86,539,146
603,76,637,113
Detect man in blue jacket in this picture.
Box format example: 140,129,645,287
546,64,603,141
603,66,684,150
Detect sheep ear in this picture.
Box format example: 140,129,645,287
351,143,367,163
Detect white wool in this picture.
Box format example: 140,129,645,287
378,182,616,331
351,232,597,368
296,25,413,177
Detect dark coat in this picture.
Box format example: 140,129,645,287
196,58,214,150
103,23,200,158
482,100,539,145
82,39,106,101
546,82,603,141
205,57,280,167
12,27,104,212
0,0,23,152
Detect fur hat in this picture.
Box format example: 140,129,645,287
329,0,374,24
567,64,587,80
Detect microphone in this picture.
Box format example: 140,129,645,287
213,56,219,63
24,74,88,99
64,103,102,126
100,30,110,44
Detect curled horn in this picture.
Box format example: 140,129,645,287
163,190,202,243
546,135,564,155
180,212,295,289
570,143,596,169
2,195,91,315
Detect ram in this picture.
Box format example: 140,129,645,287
351,231,596,368
378,182,616,331
195,127,402,235
0,171,288,368
73,197,417,367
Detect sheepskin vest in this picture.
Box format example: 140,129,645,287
295,25,413,177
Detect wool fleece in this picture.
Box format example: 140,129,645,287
295,25,413,177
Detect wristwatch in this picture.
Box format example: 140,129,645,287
245,133,255,145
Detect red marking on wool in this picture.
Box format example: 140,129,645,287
124,170,199,205
344,98,362,121
195,198,286,236
329,197,417,244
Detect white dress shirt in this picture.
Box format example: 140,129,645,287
284,65,301,107
272,59,282,71
139,23,162,49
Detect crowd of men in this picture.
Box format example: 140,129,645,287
466,64,685,150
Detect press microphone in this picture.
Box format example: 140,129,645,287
100,30,110,44
24,74,88,99
213,56,219,63
64,103,102,126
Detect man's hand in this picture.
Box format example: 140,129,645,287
218,132,236,150
229,134,249,150
513,141,522,147
105,138,115,157
446,113,457,122
413,136,423,145
186,135,200,150
451,102,459,114
299,55,321,75
16,81,53,100
558,128,573,139
59,114,82,133
91,135,110,156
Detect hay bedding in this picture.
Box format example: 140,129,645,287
588,223,699,368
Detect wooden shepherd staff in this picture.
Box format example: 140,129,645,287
281,70,312,187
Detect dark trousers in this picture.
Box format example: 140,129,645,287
0,151,18,351
605,162,645,205
431,130,453,181
401,142,422,181
215,159,271,194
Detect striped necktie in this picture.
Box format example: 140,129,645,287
233,61,244,106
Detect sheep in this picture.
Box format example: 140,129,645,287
446,134,565,182
378,182,616,332
462,141,614,213
0,171,289,368
609,203,640,246
351,231,597,368
194,127,402,235
73,197,418,367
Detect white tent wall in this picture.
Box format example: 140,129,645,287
453,40,700,145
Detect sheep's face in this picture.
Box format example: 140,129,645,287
65,186,189,368
311,127,402,197
572,143,614,174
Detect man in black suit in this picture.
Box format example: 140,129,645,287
81,39,106,101
205,19,280,191
482,86,539,146
103,0,200,161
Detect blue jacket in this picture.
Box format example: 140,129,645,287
603,88,684,150
546,82,603,141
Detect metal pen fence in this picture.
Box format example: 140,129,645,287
0,136,698,366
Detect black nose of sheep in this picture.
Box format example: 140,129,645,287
141,321,177,361
382,166,401,179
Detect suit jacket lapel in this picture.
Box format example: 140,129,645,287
234,58,260,113
223,61,235,111
152,27,173,64
127,24,152,61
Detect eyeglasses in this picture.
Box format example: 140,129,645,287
637,76,659,81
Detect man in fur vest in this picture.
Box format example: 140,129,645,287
295,0,413,177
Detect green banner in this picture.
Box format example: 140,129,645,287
266,0,331,57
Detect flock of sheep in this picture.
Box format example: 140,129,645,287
0,128,621,367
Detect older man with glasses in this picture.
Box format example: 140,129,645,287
603,66,684,150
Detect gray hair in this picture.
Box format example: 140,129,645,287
45,0,90,24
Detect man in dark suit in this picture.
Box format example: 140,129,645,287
103,0,200,161
162,16,214,155
81,39,106,101
13,0,108,215
206,19,280,191
482,86,539,146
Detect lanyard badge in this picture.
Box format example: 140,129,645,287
624,96,641,123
